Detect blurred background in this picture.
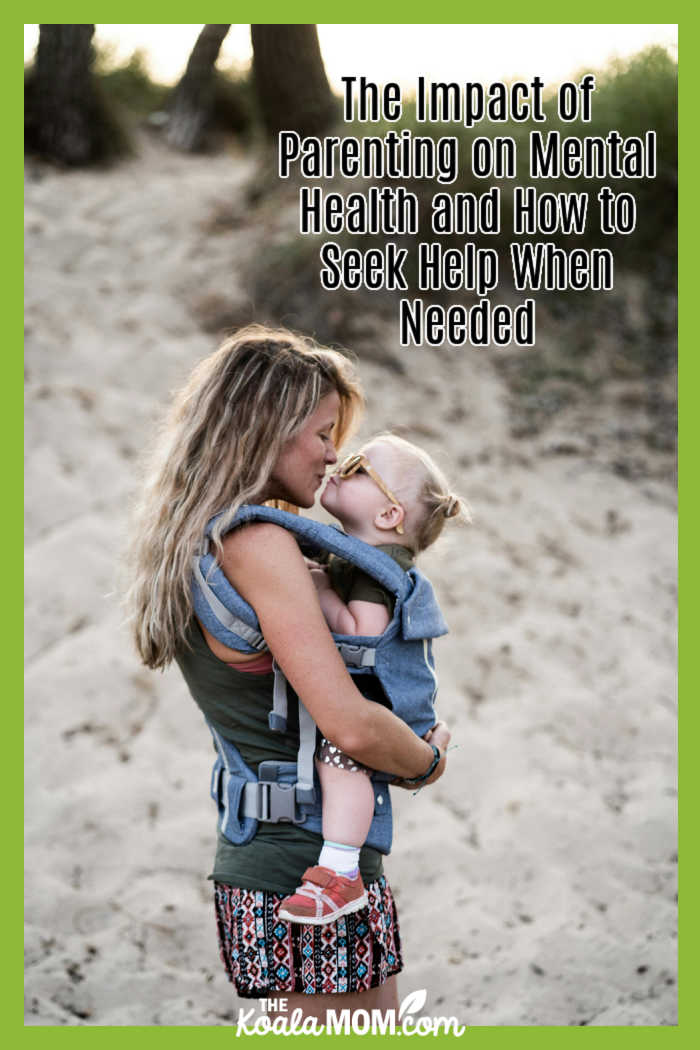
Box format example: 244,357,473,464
25,24,677,1026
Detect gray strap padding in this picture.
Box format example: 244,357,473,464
241,783,258,818
191,557,266,650
267,663,315,796
295,696,317,800
208,725,233,830
269,661,289,731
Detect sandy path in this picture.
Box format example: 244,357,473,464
25,137,676,1026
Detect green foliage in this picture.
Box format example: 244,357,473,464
395,46,677,277
211,66,257,138
579,46,678,148
540,46,677,266
93,47,256,139
95,48,169,115
335,47,676,280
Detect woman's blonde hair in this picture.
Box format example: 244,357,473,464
126,325,363,669
363,433,470,553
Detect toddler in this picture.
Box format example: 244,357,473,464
278,434,466,924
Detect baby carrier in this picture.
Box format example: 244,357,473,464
192,504,448,855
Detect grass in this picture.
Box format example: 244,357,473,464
25,43,258,163
93,47,170,116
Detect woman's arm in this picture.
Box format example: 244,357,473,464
220,523,448,783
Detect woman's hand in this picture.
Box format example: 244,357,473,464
391,721,451,790
424,720,451,752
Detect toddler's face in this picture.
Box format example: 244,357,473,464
320,442,400,533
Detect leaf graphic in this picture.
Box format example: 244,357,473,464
399,988,427,1020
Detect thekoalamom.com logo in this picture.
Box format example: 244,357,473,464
234,988,467,1037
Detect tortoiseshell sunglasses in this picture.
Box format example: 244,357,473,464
335,453,404,534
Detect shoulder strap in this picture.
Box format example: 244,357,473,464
207,504,411,600
192,556,265,649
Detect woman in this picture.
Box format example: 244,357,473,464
127,326,450,1020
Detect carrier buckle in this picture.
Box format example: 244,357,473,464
255,780,302,824
337,643,376,668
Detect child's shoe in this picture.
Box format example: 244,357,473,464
278,865,368,925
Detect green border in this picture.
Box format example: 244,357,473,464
21,11,681,1045
22,9,680,30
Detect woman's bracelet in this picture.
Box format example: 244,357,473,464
401,743,441,785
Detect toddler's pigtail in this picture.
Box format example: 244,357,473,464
441,493,471,524
413,487,471,551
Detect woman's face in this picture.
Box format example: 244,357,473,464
266,391,340,508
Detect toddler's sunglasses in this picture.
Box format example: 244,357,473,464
335,453,404,534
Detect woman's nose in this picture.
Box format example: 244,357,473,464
325,442,338,466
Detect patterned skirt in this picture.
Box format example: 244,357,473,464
214,877,403,998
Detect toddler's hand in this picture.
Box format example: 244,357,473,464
309,566,331,592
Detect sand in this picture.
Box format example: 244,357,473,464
24,135,677,1026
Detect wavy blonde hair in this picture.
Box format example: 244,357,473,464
363,433,470,552
126,325,363,669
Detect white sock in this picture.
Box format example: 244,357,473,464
318,840,360,877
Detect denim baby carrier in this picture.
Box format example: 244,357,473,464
192,504,448,855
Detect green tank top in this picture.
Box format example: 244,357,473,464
175,621,384,895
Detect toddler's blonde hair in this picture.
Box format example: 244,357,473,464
362,433,470,552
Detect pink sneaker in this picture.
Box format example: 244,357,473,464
278,866,368,925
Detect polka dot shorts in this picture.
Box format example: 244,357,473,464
317,737,370,774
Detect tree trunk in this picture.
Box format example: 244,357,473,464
32,24,97,165
166,24,231,152
251,25,336,137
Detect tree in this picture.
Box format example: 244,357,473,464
250,25,336,137
29,24,99,165
26,24,129,165
166,24,231,152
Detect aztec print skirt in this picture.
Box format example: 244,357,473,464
213,877,403,998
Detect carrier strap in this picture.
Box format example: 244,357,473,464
267,662,316,805
268,648,375,736
269,660,289,732
192,557,266,651
296,696,317,803
208,505,411,600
